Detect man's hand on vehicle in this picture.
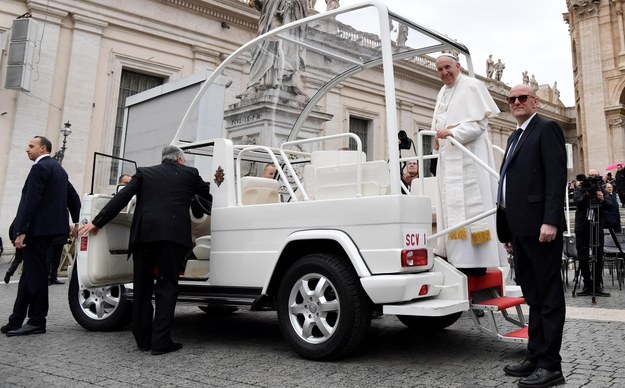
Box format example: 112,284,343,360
78,223,99,236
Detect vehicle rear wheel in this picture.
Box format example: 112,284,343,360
277,253,371,361
68,265,132,331
396,312,462,331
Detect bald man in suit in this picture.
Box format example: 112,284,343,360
497,84,567,388
2,136,80,336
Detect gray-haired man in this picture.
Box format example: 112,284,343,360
80,146,211,354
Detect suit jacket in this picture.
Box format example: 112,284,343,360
92,160,211,249
496,114,567,242
14,156,81,238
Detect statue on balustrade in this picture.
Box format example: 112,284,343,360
530,74,539,92
243,0,308,98
326,0,340,11
494,59,505,82
486,55,495,78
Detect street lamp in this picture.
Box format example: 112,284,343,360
54,120,72,164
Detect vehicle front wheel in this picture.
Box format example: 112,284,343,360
277,253,371,361
68,265,132,331
397,312,462,332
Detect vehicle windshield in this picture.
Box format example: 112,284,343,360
172,1,472,154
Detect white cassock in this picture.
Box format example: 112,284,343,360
432,73,508,269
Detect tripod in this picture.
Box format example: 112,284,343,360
572,202,602,304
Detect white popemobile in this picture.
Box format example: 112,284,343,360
69,1,528,360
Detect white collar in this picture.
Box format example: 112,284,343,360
34,154,51,164
518,113,538,130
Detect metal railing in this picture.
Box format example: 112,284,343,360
414,130,502,242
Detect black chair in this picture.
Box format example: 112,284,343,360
603,230,625,290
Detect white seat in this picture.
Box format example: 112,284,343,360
310,150,365,166
303,151,389,200
411,176,438,223
193,235,211,260
241,176,281,205
187,235,211,278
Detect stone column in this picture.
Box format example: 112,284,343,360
608,117,625,162
612,0,625,67
570,0,611,170
60,14,108,191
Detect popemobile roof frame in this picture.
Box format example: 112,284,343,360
171,0,473,195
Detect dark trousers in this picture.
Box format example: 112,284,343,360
46,243,64,281
575,227,604,289
131,242,185,350
512,234,565,371
8,235,56,328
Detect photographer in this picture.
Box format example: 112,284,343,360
574,170,612,297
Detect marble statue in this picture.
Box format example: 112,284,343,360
494,59,505,82
326,0,339,11
397,24,408,47
553,81,560,102
530,74,539,92
486,55,495,78
244,0,308,98
522,71,529,85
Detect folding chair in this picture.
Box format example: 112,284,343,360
603,229,625,290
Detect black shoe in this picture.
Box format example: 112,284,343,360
48,278,65,285
504,359,537,377
0,323,21,334
475,310,485,318
151,342,182,355
138,345,150,352
595,289,611,297
576,288,592,296
4,273,10,284
6,323,46,337
518,368,564,388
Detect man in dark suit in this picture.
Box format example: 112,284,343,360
573,170,611,297
79,145,211,355
497,84,567,388
2,136,81,336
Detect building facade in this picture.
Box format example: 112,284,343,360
566,0,625,171
0,0,575,252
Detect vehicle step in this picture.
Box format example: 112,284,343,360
499,326,528,343
472,296,525,311
466,269,503,294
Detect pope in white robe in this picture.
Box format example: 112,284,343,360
432,54,508,270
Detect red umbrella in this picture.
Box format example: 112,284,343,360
606,162,625,170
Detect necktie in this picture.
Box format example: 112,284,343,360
497,128,523,206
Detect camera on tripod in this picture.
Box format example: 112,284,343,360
579,175,603,203
398,130,413,150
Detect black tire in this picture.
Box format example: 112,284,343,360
397,312,462,331
68,265,132,331
277,253,371,361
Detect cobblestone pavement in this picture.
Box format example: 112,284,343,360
0,262,623,388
